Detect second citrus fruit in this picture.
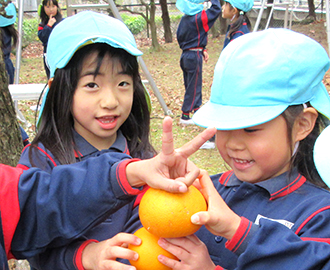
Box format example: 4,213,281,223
128,227,178,270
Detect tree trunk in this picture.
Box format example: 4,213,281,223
218,0,227,35
0,36,22,166
149,0,161,51
307,0,316,20
159,0,172,43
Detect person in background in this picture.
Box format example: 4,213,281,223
0,1,17,84
38,0,63,79
222,0,253,48
176,0,221,125
201,0,254,149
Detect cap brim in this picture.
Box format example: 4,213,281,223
192,101,288,130
314,125,330,187
310,83,330,120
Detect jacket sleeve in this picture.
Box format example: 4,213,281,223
38,24,53,45
27,179,144,270
226,217,330,270
1,153,143,259
204,0,221,30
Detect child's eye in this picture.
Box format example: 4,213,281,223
244,128,258,133
119,81,130,87
85,82,98,89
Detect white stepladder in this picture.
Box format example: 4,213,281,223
253,0,295,31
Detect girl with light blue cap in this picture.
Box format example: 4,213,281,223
221,0,254,48
157,28,330,270
17,10,158,270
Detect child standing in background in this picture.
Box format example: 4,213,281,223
0,2,17,84
222,0,253,48
201,0,253,149
38,0,63,78
157,28,330,270
176,0,221,125
18,10,155,269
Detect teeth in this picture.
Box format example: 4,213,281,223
100,117,115,123
234,158,252,164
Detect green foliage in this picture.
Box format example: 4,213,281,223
16,17,39,47
170,14,183,23
122,14,146,35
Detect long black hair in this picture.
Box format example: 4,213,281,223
39,0,62,27
227,4,251,38
0,24,18,50
30,43,156,164
282,104,329,189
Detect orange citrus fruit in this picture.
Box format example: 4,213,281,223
128,227,178,270
139,185,207,238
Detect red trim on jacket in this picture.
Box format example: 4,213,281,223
16,164,29,170
201,10,209,32
195,14,201,46
300,237,330,244
270,175,306,200
219,171,234,185
38,26,43,31
133,185,149,208
22,144,58,167
116,159,142,195
74,239,98,270
214,266,224,270
295,205,330,235
225,217,251,252
0,164,23,258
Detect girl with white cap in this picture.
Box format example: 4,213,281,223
157,28,330,270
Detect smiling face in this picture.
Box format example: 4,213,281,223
72,52,134,150
215,115,293,183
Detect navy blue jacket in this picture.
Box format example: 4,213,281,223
38,19,62,53
197,169,330,269
18,131,144,269
223,22,250,49
0,152,142,270
177,0,221,51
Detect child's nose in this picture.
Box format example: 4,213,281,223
100,90,119,109
225,131,245,150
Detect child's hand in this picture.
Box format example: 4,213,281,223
157,234,215,270
126,117,216,193
203,50,209,63
82,233,140,270
191,170,241,240
47,15,56,27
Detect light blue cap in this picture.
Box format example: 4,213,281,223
176,0,204,15
0,3,16,27
46,11,142,78
226,0,254,12
193,28,330,130
314,125,330,187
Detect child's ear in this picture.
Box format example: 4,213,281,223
48,78,53,89
294,107,319,142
